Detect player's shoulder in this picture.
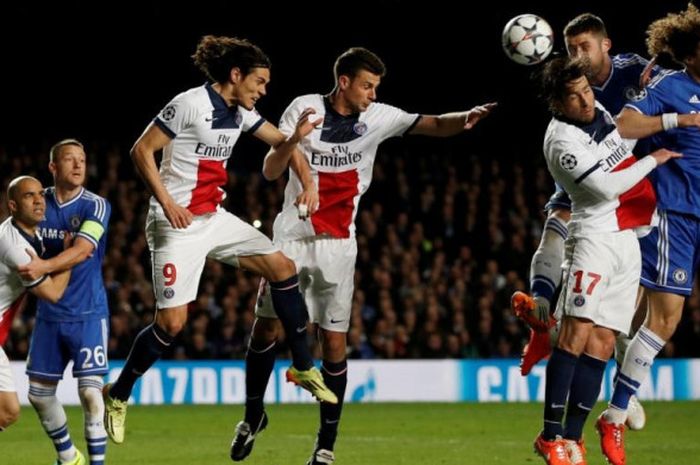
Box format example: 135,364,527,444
612,52,649,69
0,218,27,252
286,94,324,111
169,84,211,110
647,69,683,89
81,189,110,206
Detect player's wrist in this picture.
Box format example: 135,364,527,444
661,113,678,131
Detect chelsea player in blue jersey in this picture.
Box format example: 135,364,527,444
596,5,700,464
19,139,111,465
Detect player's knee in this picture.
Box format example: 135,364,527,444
321,331,347,360
79,386,104,416
266,254,297,282
156,313,187,336
28,389,55,409
0,403,20,429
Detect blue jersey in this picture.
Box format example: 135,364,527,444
627,70,700,218
37,187,111,322
594,53,651,115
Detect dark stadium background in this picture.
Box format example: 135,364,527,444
0,1,687,158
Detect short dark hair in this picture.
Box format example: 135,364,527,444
192,35,271,83
333,47,386,82
49,138,83,163
564,13,608,38
539,56,589,112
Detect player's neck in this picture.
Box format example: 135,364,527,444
12,218,37,237
212,82,237,107
590,57,612,87
328,92,353,116
55,184,82,204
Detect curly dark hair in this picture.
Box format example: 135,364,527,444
647,3,700,64
192,35,270,83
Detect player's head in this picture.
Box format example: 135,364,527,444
333,47,386,113
7,176,45,227
192,35,271,111
540,56,596,123
564,13,611,80
646,3,700,74
49,138,86,190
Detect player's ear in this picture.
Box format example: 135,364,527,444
230,67,241,85
48,161,57,177
601,37,611,54
7,199,17,214
339,75,350,90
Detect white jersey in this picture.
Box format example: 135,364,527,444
0,218,44,345
273,94,420,240
151,83,265,215
543,103,658,237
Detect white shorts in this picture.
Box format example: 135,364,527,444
147,207,279,309
555,230,640,335
256,236,357,332
0,347,15,392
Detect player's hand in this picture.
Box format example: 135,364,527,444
62,231,74,250
295,187,319,220
163,202,193,229
650,148,682,165
291,107,323,143
464,102,498,130
18,248,50,281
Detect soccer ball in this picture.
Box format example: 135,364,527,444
502,14,554,65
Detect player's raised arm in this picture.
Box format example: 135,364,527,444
617,106,700,139
131,123,193,229
260,108,322,181
409,102,497,137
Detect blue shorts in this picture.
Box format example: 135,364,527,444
639,210,700,296
26,317,109,381
544,183,572,212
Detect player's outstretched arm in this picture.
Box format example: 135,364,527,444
261,108,322,180
131,124,192,229
409,102,497,137
617,107,700,139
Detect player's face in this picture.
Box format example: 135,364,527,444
557,76,596,123
566,32,609,79
9,178,45,226
343,70,381,113
51,144,86,189
236,67,270,111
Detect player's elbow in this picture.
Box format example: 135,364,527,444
262,155,283,181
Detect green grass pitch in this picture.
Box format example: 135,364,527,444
4,402,700,464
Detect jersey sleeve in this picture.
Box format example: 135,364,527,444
375,103,421,139
77,197,111,249
548,138,656,200
153,92,198,138
0,242,46,288
626,73,671,116
240,107,266,134
278,98,306,138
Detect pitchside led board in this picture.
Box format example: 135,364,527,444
10,359,700,405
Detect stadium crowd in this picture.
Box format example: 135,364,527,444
1,141,699,362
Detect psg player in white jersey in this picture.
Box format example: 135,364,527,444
0,176,70,432
103,35,337,447
531,56,679,465
231,47,496,465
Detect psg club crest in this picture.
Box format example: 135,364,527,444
353,121,368,135
235,111,243,126
573,295,585,307
163,287,175,299
162,105,176,121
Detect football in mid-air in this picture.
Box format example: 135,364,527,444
502,14,554,65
